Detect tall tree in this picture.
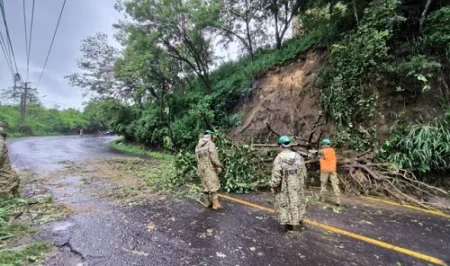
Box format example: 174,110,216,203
115,30,181,123
120,0,219,90
212,0,266,59
262,0,306,49
0,85,39,105
65,33,128,99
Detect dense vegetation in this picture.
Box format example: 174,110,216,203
0,99,109,137
66,0,450,190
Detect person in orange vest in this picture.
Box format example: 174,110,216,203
319,138,341,205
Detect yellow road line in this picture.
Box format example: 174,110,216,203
218,194,275,213
362,196,450,219
218,193,447,266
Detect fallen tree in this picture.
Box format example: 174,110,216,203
251,144,449,211
339,159,449,210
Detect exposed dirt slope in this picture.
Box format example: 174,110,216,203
230,50,332,145
230,49,446,146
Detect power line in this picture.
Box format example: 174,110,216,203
26,0,35,82
37,0,67,88
0,22,11,61
0,33,14,77
0,0,19,73
22,0,29,77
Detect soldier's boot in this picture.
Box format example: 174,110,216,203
298,220,306,231
284,224,294,232
211,193,223,210
11,186,19,197
335,196,341,206
203,193,212,208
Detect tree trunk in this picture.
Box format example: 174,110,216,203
160,86,164,122
245,18,254,60
244,0,254,60
329,0,335,24
274,12,281,49
352,0,359,24
420,0,433,32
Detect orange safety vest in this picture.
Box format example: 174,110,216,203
320,147,337,172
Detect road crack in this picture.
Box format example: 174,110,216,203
60,241,85,261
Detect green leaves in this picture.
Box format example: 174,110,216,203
377,120,450,173
320,0,401,127
425,7,450,58
173,132,267,193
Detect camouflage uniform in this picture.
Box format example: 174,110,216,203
271,149,307,225
195,136,223,208
0,128,20,196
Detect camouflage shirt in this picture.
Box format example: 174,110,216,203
0,135,19,195
271,149,307,225
195,137,223,193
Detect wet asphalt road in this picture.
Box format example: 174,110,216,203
9,135,121,174
7,136,450,266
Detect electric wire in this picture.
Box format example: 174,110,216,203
37,0,67,88
26,0,35,81
22,0,28,68
0,33,14,77
0,0,19,73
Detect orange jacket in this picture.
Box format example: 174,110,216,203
320,147,337,172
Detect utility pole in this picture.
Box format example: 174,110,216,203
20,82,29,123
19,81,35,124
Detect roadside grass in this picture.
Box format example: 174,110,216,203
109,141,203,203
0,197,31,241
0,242,51,266
0,173,72,265
0,196,50,265
106,157,203,204
111,139,173,160
113,158,180,191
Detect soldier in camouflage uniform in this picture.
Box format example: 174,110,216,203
270,136,307,232
0,126,20,197
195,130,224,210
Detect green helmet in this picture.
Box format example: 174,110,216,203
204,130,214,136
278,135,291,147
321,138,331,145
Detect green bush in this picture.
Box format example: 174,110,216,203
0,102,107,136
377,121,450,173
319,0,402,127
425,6,450,58
174,151,198,182
174,133,267,193
110,139,173,160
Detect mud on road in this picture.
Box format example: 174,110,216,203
7,136,450,266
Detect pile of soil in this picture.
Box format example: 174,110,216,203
229,50,332,144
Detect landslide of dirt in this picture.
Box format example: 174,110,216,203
229,50,332,144
229,49,445,145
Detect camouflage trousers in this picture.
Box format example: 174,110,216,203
203,192,219,203
320,171,340,198
0,171,20,196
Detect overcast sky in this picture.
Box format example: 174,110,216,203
0,0,120,110
0,0,270,110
